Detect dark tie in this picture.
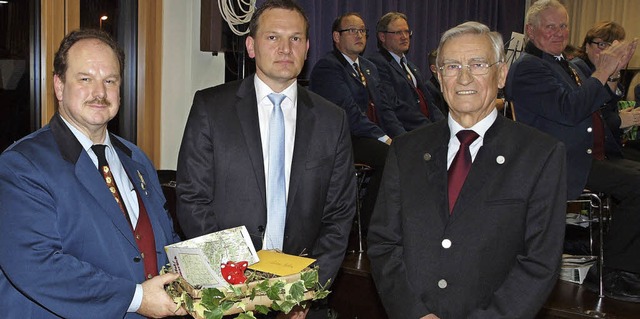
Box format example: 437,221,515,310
400,57,415,86
556,58,605,160
354,62,379,124
448,130,479,214
92,144,132,225
402,57,430,118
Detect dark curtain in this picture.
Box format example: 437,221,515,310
258,0,526,80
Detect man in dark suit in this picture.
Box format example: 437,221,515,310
0,29,185,318
176,1,356,317
309,12,402,233
505,0,640,301
368,12,444,131
368,21,566,318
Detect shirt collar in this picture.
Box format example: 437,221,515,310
447,108,498,138
389,51,404,65
254,74,298,106
59,115,113,152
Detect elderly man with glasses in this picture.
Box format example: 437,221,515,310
369,12,444,132
506,0,640,302
367,21,567,318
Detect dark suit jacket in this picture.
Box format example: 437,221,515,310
368,48,444,131
309,50,406,139
0,114,179,319
505,42,620,199
367,115,566,319
176,75,356,284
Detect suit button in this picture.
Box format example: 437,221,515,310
133,256,141,262
587,127,593,133
147,274,153,279
136,234,141,240
141,253,145,259
438,279,448,289
586,149,593,154
441,239,452,249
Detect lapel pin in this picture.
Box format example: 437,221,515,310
496,155,505,165
423,152,432,161
365,69,371,75
137,170,148,195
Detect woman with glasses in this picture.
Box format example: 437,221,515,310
572,21,640,159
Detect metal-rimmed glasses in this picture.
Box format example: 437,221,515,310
438,61,502,77
337,28,368,36
383,30,413,37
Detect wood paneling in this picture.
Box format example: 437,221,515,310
137,0,163,165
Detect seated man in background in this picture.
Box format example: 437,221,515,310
368,21,566,318
368,11,444,131
310,12,403,234
506,0,640,302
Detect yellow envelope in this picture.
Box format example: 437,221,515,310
248,250,316,276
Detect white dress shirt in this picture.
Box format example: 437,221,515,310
59,116,143,312
446,109,498,168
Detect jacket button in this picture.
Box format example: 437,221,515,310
147,274,153,279
441,239,452,249
587,127,593,133
586,149,593,154
438,279,448,289
141,253,145,259
133,256,141,262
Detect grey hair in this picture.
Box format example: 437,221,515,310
524,0,567,41
436,21,505,68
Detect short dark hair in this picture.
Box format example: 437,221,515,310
248,0,309,38
332,12,364,33
53,29,124,82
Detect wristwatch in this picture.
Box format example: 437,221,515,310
608,71,621,82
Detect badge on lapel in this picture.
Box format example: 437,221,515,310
137,170,147,195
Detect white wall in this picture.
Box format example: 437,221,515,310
160,0,225,169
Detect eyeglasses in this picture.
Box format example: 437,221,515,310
590,40,611,50
438,61,502,77
383,30,413,37
337,28,368,36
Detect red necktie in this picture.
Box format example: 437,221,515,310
402,58,430,118
448,130,479,214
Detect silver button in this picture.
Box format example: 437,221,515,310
423,153,432,161
438,279,448,289
441,239,452,249
496,156,505,165
147,274,153,279
586,149,593,154
141,252,145,259
587,127,593,133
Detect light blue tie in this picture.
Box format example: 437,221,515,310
265,93,286,250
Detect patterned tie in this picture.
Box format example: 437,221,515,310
448,130,479,214
402,57,430,118
556,57,605,160
353,62,379,124
265,93,287,250
400,57,416,87
92,144,132,225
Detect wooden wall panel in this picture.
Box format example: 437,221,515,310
137,0,163,165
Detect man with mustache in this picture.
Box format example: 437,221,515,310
0,29,186,318
369,11,444,131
